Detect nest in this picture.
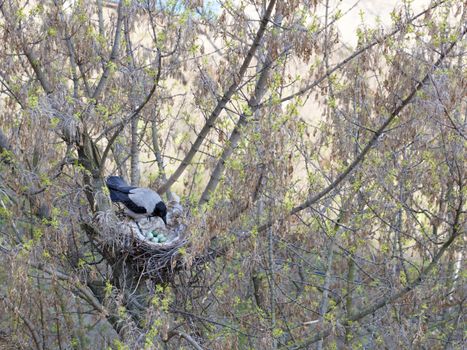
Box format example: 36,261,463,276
93,198,188,283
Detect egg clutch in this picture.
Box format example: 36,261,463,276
145,230,168,244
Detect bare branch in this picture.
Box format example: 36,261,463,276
290,213,464,349
98,50,162,174
53,0,79,98
258,26,466,234
199,49,274,205
23,46,53,95
1,295,44,350
92,0,124,101
158,0,278,194
166,330,204,350
268,0,448,107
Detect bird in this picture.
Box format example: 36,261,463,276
106,176,167,224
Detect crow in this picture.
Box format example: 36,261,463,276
106,176,167,224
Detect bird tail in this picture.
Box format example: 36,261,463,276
106,176,128,189
106,176,128,190
106,176,129,202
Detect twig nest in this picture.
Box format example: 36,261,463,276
167,195,183,226
95,194,189,282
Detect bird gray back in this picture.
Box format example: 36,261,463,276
128,188,162,214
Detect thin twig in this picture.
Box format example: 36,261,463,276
1,295,44,350
258,26,466,234
288,193,464,349
166,330,204,350
92,0,124,101
270,0,448,106
158,0,278,194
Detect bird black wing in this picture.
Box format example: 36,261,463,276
107,186,148,214
121,199,147,214
106,176,137,202
106,176,160,215
109,186,147,214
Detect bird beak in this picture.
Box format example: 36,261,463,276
162,216,167,225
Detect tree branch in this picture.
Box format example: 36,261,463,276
258,26,466,234
166,330,204,350
98,50,162,174
1,295,44,350
289,218,464,349
23,46,54,95
158,0,277,194
53,0,79,98
271,0,448,106
92,0,124,101
199,48,274,205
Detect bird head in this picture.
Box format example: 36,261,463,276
153,201,168,225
